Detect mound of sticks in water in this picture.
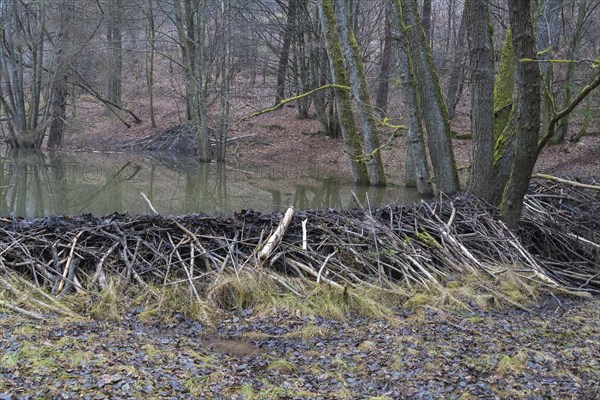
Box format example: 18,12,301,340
0,178,598,313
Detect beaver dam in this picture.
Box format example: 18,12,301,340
0,178,598,319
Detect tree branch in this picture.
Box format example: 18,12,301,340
538,71,600,152
238,84,350,124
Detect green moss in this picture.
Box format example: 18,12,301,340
493,27,515,141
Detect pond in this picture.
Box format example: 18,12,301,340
0,148,422,218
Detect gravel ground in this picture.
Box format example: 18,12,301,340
1,296,599,399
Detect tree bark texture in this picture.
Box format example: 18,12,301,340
333,0,386,186
388,1,433,196
499,0,542,228
375,16,393,118
421,0,432,44
275,0,296,105
535,0,563,140
465,0,495,202
444,8,467,120
392,0,459,194
48,1,73,149
317,0,370,185
553,0,586,144
106,0,122,108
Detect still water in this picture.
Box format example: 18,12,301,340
0,148,421,218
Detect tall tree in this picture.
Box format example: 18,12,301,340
388,0,460,195
106,0,123,107
0,0,48,148
317,0,370,185
333,0,386,186
387,0,433,196
553,0,587,143
535,0,563,138
375,15,393,117
274,0,296,105
496,0,542,227
215,0,232,161
48,0,74,149
174,0,211,161
464,0,495,201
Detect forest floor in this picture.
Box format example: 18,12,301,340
1,296,599,399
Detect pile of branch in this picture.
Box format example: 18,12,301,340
520,177,599,291
1,181,598,310
117,124,199,155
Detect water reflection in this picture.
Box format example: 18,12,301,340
0,148,421,217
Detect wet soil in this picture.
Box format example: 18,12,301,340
1,296,599,399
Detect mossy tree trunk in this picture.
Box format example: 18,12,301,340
333,0,386,186
492,28,515,142
497,0,542,228
464,0,495,202
388,0,433,196
317,0,370,185
389,0,460,195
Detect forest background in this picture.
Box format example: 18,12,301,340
0,0,599,226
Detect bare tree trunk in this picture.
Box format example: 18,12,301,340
0,0,48,148
444,8,467,120
375,16,393,118
334,0,386,186
275,0,296,105
216,0,231,162
317,0,370,185
48,1,73,149
392,0,460,194
146,0,157,128
465,0,495,202
106,0,122,108
535,0,563,140
421,0,432,44
174,0,211,161
553,0,586,144
388,1,433,196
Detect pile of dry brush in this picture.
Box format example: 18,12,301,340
0,178,598,316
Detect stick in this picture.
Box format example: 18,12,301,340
0,299,44,320
141,192,160,215
530,174,600,191
259,206,294,261
56,231,84,294
302,219,308,251
317,251,337,284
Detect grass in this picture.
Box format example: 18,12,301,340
0,261,556,327
267,358,297,373
496,349,528,374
